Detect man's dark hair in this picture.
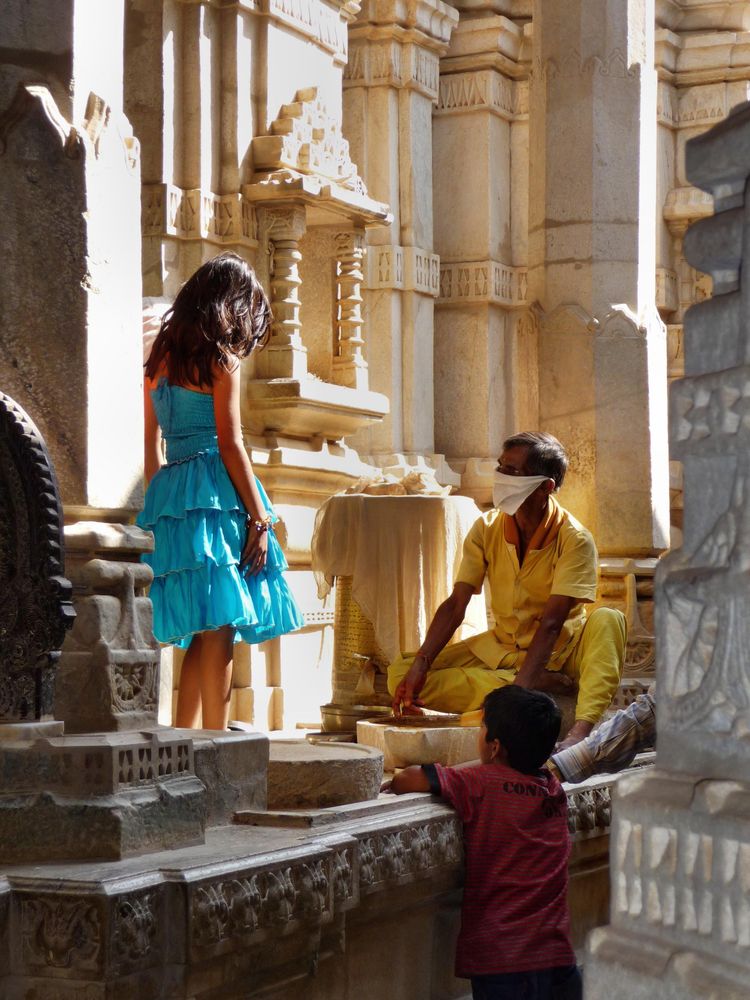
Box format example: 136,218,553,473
482,687,561,774
502,431,568,490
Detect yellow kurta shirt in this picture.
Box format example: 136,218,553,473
454,497,598,670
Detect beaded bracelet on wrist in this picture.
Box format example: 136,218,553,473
246,514,273,533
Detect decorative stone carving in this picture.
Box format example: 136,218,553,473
142,184,258,247
254,206,308,380
255,88,367,195
20,897,102,972
333,231,368,390
533,48,639,82
54,524,161,733
189,855,334,955
0,392,74,726
345,0,457,101
265,0,350,64
355,817,462,893
437,70,521,121
367,244,443,297
112,893,158,965
437,260,527,306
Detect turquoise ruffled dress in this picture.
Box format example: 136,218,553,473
137,378,304,648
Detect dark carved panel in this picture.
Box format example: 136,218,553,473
0,392,74,721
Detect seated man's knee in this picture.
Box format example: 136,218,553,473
586,606,627,646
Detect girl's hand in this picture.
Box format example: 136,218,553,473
242,524,269,575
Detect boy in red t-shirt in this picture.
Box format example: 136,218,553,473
389,686,581,1000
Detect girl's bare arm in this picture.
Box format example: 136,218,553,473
144,375,163,485
213,364,269,573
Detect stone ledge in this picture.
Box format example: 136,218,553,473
244,376,389,438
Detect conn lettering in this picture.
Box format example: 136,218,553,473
502,780,545,797
502,780,565,817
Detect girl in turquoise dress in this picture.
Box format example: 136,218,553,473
137,253,304,730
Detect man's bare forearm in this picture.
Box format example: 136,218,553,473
513,619,564,687
417,597,467,664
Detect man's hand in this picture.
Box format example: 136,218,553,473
392,655,429,716
512,594,578,690
555,719,593,752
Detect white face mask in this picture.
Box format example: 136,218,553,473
492,471,552,515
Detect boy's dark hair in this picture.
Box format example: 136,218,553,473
145,252,272,388
483,687,561,774
502,431,568,490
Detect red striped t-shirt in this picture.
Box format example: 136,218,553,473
434,761,574,977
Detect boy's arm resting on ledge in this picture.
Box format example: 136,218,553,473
389,766,434,794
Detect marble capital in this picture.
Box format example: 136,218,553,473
260,205,307,243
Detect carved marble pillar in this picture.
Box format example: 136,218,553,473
256,207,308,380
529,0,670,556
433,4,530,501
333,231,369,391
586,102,750,1000
344,0,457,464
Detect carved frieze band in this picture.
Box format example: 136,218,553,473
532,48,638,81
366,244,440,296
142,183,258,247
263,0,348,62
356,820,462,891
657,80,739,130
566,784,612,837
613,807,750,964
345,40,441,100
436,71,527,121
438,260,528,308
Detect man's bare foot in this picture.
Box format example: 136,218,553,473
532,671,577,697
555,719,593,752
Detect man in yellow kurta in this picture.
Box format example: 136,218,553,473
388,432,626,749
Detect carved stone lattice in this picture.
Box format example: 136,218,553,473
0,392,74,722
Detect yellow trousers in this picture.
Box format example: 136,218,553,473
387,607,627,724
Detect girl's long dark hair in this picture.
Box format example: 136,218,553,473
145,252,272,387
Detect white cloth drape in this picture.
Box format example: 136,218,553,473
312,494,488,663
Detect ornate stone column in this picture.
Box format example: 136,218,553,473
529,0,670,556
586,102,750,1000
344,0,458,467
433,3,530,500
256,206,308,380
333,230,368,391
